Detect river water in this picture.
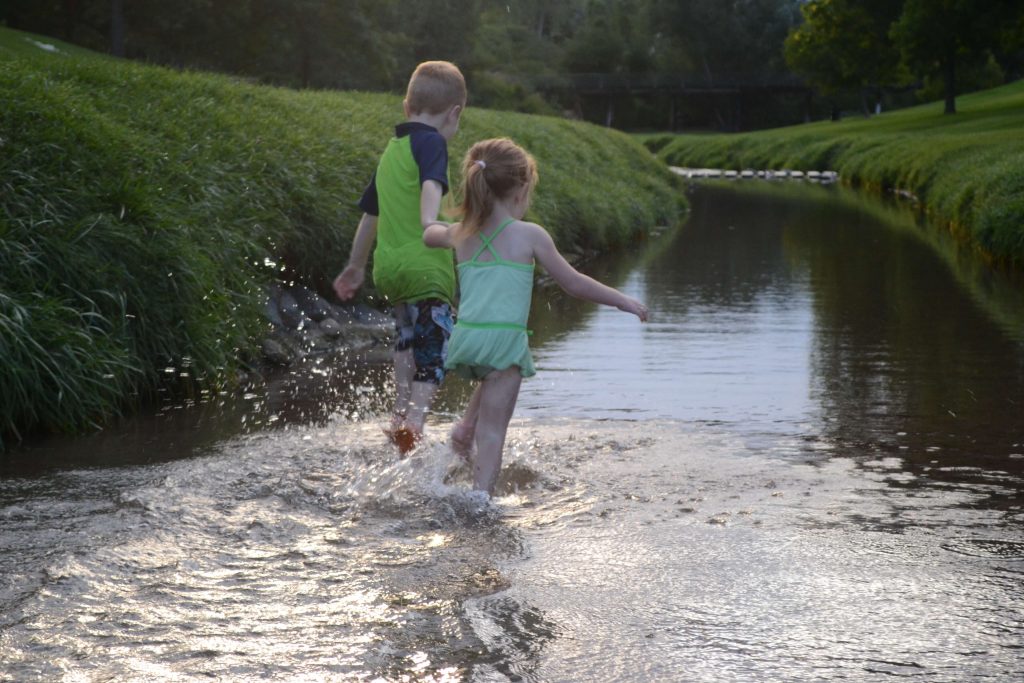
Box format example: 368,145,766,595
2,183,1023,682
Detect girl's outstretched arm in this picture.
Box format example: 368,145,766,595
529,224,648,321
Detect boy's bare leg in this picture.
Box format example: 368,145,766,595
473,368,522,493
390,348,416,433
451,383,483,461
404,380,438,434
388,380,436,454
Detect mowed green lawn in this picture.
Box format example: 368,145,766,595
651,80,1024,267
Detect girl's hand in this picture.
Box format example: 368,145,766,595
619,297,649,322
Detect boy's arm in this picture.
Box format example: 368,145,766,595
333,212,378,300
420,179,444,229
529,224,648,321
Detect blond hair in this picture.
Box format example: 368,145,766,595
405,61,467,115
457,138,538,239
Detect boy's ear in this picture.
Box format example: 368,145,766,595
449,104,463,122
402,99,412,118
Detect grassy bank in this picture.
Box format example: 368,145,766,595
648,81,1024,267
0,26,685,448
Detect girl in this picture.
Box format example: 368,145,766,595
424,138,648,494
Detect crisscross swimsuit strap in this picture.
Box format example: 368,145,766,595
470,218,516,264
457,218,533,334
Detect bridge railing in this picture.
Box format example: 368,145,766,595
530,72,811,93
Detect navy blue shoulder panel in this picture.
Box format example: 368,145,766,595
408,129,449,195
357,170,378,216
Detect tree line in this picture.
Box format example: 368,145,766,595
4,0,1023,128
787,0,1024,115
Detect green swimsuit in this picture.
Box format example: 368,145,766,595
445,218,536,379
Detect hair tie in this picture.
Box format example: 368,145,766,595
474,159,486,170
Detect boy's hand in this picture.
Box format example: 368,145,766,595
333,265,364,300
619,297,649,322
423,221,455,249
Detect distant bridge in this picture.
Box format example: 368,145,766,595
530,72,815,130
534,72,812,95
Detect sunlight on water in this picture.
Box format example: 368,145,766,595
2,418,1020,681
1,421,515,680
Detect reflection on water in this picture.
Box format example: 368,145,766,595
507,182,1024,491
2,183,1023,681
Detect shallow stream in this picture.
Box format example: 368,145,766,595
2,183,1022,681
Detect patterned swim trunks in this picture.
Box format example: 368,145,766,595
392,299,454,385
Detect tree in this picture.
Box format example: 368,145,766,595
1,0,91,44
563,1,639,74
784,0,906,108
110,0,124,56
891,0,1024,114
648,0,803,129
400,0,481,74
466,1,583,113
651,0,801,81
992,8,1024,81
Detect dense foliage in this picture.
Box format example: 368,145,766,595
0,26,685,448
652,79,1024,267
787,0,1024,114
4,1,1022,131
0,1,806,129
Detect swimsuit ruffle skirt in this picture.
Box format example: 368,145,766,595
446,218,536,380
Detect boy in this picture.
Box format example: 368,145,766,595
333,61,466,452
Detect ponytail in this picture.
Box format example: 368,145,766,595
456,138,538,241
459,158,494,240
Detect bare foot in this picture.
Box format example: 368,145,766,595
381,412,405,443
450,422,474,463
392,425,421,455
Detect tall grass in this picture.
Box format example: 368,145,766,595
652,81,1024,267
0,26,685,448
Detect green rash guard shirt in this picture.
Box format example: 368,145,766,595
358,122,456,305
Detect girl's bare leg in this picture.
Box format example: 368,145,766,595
473,367,522,493
451,383,484,461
